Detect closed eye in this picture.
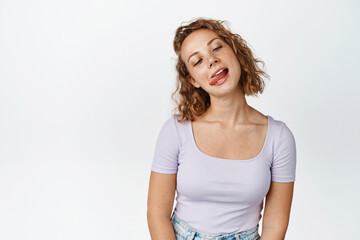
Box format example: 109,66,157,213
213,46,222,51
193,46,222,66
194,59,202,66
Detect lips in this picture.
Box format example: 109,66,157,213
210,68,229,85
211,67,227,78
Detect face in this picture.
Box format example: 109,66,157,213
180,29,241,97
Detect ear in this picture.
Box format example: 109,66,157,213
187,75,200,88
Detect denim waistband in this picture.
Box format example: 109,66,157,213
170,212,260,240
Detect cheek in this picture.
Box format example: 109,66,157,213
200,68,210,80
192,67,207,79
229,53,241,71
236,59,241,71
227,50,238,62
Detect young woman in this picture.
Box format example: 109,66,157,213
147,18,296,240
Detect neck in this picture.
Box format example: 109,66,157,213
200,85,253,126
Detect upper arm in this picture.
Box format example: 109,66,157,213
147,116,180,217
271,123,297,182
147,171,177,218
261,181,294,240
263,181,294,229
151,116,180,174
262,121,297,238
265,121,296,223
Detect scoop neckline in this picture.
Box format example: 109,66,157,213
188,115,271,162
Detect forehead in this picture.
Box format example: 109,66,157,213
180,29,221,60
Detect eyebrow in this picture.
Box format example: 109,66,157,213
187,37,221,63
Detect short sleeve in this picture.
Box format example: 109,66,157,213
151,116,180,174
271,122,297,182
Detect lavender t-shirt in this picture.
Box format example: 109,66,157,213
151,114,296,235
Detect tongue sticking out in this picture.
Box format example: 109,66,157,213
210,69,228,85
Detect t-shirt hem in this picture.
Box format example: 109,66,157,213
271,177,295,182
151,167,177,174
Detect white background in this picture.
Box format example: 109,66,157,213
1,0,359,239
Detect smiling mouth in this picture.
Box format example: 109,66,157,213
210,68,229,85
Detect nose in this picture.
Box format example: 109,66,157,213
209,57,219,68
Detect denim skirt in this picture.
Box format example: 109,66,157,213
170,212,261,240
